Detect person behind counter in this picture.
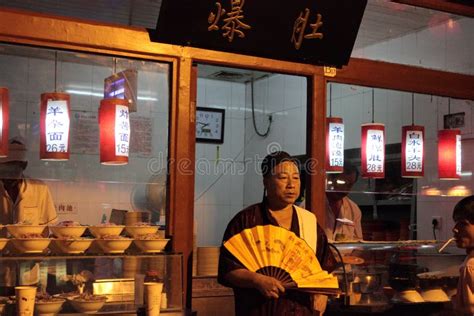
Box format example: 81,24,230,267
0,138,58,294
218,151,336,316
324,161,363,241
0,137,57,226
452,195,474,315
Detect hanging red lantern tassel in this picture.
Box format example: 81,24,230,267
361,123,385,179
401,125,425,178
326,117,344,173
0,88,9,157
99,98,130,165
40,92,71,160
438,129,461,180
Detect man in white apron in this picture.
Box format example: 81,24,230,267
0,138,57,291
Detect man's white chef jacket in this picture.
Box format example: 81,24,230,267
0,178,57,225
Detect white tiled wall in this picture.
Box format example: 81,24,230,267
243,74,308,208
194,78,246,246
0,46,170,225
194,74,308,246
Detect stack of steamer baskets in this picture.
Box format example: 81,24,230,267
197,247,220,276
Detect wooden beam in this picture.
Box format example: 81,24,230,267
334,58,474,100
392,0,474,18
307,74,327,229
183,46,322,77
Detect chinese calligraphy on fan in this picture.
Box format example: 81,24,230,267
366,130,384,173
208,0,251,42
405,130,423,172
46,100,70,153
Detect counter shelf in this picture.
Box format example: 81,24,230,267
327,240,464,315
0,253,183,315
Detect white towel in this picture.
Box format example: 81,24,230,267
294,205,317,253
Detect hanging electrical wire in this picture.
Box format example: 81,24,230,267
54,51,58,92
250,77,272,137
371,88,375,123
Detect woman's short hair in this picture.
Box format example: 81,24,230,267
452,195,474,224
261,151,298,178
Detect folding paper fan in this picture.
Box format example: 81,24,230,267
224,225,339,294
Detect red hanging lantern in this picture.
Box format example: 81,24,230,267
361,123,385,179
438,129,461,180
401,125,424,178
99,98,130,165
0,88,9,157
326,117,344,173
40,93,71,160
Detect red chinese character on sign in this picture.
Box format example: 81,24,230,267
222,0,251,42
291,8,324,50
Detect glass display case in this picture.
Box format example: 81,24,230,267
0,252,183,315
328,240,464,315
0,39,178,316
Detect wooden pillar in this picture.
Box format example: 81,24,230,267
168,56,196,310
306,74,327,228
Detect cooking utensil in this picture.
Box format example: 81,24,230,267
438,238,455,253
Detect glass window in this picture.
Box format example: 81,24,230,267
0,43,170,225
327,82,473,241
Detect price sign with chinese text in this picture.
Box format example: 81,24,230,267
326,117,344,173
361,123,385,178
45,100,70,154
456,134,462,176
402,125,424,177
115,105,130,157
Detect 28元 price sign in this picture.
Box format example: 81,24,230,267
361,123,385,178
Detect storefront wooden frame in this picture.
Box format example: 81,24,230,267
1,7,473,312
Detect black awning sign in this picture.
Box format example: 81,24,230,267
150,0,368,68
